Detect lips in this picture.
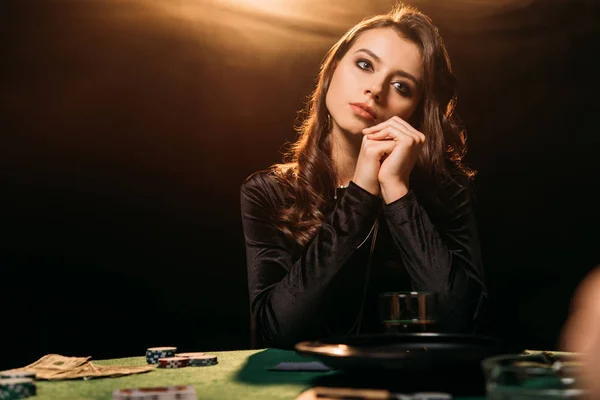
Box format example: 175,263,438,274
349,102,377,120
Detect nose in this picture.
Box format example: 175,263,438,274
365,81,383,102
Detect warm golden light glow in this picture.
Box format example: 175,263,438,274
149,0,377,45
331,344,349,355
144,0,370,70
215,0,302,17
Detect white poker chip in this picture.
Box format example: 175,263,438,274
0,370,36,380
175,352,206,358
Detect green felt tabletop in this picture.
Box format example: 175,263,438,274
29,348,485,400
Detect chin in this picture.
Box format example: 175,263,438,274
339,120,371,136
338,127,364,138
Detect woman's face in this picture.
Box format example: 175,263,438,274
325,27,424,136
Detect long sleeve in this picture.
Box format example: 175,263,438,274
382,176,487,333
240,172,381,348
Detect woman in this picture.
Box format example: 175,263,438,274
241,3,487,349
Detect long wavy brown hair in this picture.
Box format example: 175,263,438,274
271,3,474,247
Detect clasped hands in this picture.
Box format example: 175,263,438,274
352,116,425,204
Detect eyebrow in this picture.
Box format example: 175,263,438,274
354,48,421,88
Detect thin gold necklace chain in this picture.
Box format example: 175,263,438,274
333,184,349,200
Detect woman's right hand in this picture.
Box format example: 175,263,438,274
352,134,395,196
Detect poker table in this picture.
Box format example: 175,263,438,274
29,348,486,400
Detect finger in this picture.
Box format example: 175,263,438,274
366,135,397,148
363,116,412,134
362,120,391,134
365,136,396,156
389,115,416,132
366,127,398,140
387,117,426,143
364,118,425,143
367,126,416,144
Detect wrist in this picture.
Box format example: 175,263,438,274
352,176,380,196
380,180,409,204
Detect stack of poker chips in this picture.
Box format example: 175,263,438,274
178,353,218,367
145,347,177,364
0,371,37,400
145,348,218,368
112,384,197,400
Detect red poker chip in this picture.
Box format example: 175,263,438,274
157,357,190,368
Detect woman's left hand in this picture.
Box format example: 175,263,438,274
362,116,425,202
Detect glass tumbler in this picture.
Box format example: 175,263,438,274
379,291,439,333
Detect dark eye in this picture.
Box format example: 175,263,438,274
392,81,412,97
356,59,372,71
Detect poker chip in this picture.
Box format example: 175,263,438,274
112,384,196,400
0,378,36,400
0,371,35,380
145,347,177,365
187,354,218,367
157,357,190,369
175,352,206,358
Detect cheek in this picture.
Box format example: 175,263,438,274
389,99,419,121
326,72,342,105
328,66,354,103
325,75,342,114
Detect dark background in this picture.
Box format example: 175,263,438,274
1,0,599,371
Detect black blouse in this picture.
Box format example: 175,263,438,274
240,169,488,349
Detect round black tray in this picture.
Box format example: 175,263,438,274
295,333,508,371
